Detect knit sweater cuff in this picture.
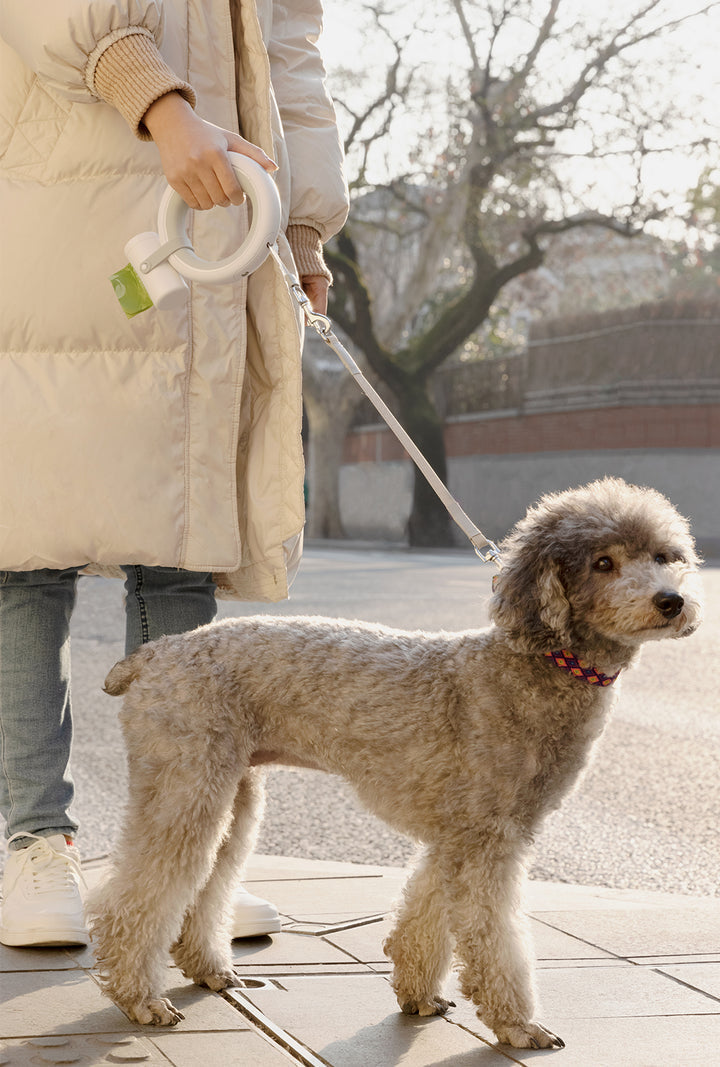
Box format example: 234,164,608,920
93,32,196,141
287,224,332,283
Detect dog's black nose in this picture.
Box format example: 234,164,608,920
653,591,684,619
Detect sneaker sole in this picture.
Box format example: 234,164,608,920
230,917,282,939
0,923,89,948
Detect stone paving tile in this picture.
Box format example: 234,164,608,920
525,880,713,912
247,875,402,916
538,959,629,970
238,974,512,1066
5,856,717,1066
321,918,392,964
656,961,720,1001
312,913,616,971
62,945,96,971
496,1015,720,1067
0,945,83,974
125,979,253,1032
536,962,719,1019
529,918,614,961
0,970,135,1038
629,953,720,966
534,904,720,957
445,962,718,1039
148,1029,298,1065
0,969,250,1041
230,930,366,968
0,1033,173,1065
0,1030,295,1067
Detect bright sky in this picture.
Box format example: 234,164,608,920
320,0,720,220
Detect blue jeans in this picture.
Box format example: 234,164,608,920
0,566,216,847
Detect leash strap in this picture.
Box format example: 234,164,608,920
268,243,502,567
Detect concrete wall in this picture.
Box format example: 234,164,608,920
340,447,720,558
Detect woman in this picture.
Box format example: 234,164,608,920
0,0,348,946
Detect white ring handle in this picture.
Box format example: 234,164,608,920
157,152,282,283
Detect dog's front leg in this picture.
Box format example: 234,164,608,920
441,837,564,1051
384,846,455,1017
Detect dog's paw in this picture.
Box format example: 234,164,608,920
196,967,239,992
494,1021,564,1050
170,941,238,991
400,995,455,1017
130,997,184,1026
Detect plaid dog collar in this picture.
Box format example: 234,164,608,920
544,649,620,687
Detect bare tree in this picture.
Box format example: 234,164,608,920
315,0,719,545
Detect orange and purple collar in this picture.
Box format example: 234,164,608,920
544,649,620,687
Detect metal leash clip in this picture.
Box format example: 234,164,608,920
474,540,503,567
287,278,333,338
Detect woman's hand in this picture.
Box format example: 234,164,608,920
143,92,276,210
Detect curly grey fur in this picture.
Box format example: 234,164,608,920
87,477,702,1049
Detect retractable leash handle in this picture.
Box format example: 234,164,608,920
111,152,282,316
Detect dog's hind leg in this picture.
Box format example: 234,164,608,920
384,847,455,1017
440,836,563,1051
88,750,241,1026
171,768,266,989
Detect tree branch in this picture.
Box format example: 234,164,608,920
525,0,717,125
405,237,545,377
525,211,646,240
503,0,561,108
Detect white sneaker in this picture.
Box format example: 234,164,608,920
230,886,282,939
0,833,89,947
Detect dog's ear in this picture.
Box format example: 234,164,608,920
490,543,573,653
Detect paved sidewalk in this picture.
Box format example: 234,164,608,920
1,855,719,1067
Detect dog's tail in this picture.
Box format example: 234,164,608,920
103,645,156,696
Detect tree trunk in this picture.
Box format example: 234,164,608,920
396,381,455,547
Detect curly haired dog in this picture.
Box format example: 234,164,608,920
88,478,702,1050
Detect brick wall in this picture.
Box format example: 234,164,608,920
345,403,720,463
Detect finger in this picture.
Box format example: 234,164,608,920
213,156,246,207
184,177,215,211
171,180,202,211
226,132,278,173
198,165,237,208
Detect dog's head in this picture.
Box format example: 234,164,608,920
489,478,703,656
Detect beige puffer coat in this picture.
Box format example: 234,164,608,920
0,0,348,600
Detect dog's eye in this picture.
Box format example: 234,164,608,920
593,556,614,572
654,553,668,565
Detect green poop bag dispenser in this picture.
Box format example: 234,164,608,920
111,152,282,318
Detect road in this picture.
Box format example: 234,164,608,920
23,545,720,896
